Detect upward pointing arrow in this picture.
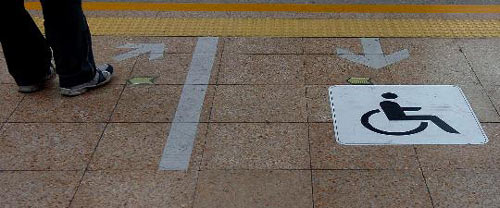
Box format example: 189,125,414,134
113,43,165,62
336,38,410,69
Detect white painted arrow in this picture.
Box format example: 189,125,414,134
336,38,409,69
113,43,165,62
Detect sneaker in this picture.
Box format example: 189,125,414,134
18,65,56,93
60,64,113,97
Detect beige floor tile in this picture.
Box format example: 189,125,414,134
131,53,219,85
211,85,307,122
304,55,396,85
416,123,500,170
460,38,500,88
459,85,500,122
303,38,364,55
111,85,214,122
71,170,197,208
425,169,500,208
10,85,122,122
380,38,462,56
0,123,104,170
194,170,312,208
89,123,207,171
0,171,82,207
309,123,419,170
202,123,309,170
486,87,500,113
306,85,332,123
218,54,305,84
223,37,303,54
313,170,432,208
0,84,24,121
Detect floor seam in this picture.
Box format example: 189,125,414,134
67,58,138,207
414,146,436,208
307,123,316,208
459,46,500,119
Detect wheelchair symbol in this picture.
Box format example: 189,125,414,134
361,92,460,136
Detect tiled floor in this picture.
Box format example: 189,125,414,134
0,36,499,207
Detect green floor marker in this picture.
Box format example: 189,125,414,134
347,77,373,85
127,77,156,85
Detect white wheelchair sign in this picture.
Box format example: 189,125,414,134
328,85,488,145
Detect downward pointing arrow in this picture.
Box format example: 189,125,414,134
113,43,165,62
336,38,410,69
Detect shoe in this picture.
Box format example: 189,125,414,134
18,65,56,93
60,64,113,97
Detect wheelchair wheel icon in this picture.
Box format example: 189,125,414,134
361,109,428,136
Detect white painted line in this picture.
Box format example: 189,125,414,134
159,37,219,171
336,38,409,69
113,43,165,62
329,85,488,145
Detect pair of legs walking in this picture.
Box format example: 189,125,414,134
0,0,112,96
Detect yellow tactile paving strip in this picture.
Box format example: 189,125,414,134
33,17,500,37
25,2,500,13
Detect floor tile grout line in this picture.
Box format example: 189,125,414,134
4,167,499,172
303,39,315,207
67,58,139,207
413,146,436,208
307,124,316,208
3,121,500,124
3,94,26,127
459,46,500,118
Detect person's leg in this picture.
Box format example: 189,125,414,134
0,0,53,88
40,0,113,96
40,0,95,88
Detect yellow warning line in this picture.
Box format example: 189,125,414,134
33,17,500,38
25,2,500,13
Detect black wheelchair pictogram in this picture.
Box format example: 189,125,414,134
361,92,460,136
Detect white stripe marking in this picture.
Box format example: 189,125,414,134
159,37,219,171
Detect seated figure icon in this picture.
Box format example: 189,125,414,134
361,92,460,136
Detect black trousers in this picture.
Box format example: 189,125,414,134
0,0,96,87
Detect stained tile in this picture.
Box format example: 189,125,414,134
0,123,104,170
309,123,419,170
425,169,500,208
71,170,197,208
10,85,122,122
0,57,15,84
194,170,312,208
211,85,307,122
460,38,500,88
416,123,500,170
89,123,207,171
0,171,82,207
131,54,219,85
304,55,395,85
0,84,24,121
303,38,364,55
306,85,332,123
218,54,305,84
202,123,309,169
111,85,214,122
223,37,303,54
313,170,432,208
